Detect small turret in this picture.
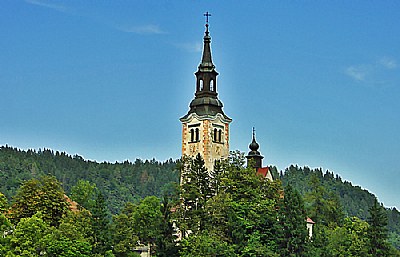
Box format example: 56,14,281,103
246,128,264,170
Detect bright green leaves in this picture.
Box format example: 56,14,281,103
133,196,163,245
70,180,97,211
8,212,92,257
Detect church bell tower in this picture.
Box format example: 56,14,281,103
180,14,232,171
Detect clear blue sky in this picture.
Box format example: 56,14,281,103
1,1,399,208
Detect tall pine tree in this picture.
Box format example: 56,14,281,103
367,198,390,256
279,184,308,256
92,191,111,255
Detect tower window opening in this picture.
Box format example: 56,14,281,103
199,79,204,91
190,129,195,142
195,128,200,141
210,79,214,91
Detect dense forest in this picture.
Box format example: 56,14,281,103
0,145,179,214
1,145,400,256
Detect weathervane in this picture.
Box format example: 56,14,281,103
204,11,211,26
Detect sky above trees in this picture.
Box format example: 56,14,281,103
1,1,399,208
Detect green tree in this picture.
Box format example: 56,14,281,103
155,196,179,257
179,154,213,234
279,184,308,256
62,209,95,247
0,213,12,256
111,210,139,257
9,212,49,256
325,217,370,257
367,198,391,256
42,224,92,257
10,176,70,226
133,196,163,252
92,191,111,255
217,156,282,255
180,231,236,257
304,174,343,228
70,180,97,210
241,232,279,257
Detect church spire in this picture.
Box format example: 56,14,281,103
181,12,231,119
199,12,214,72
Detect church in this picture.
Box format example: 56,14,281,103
180,14,272,179
175,15,315,247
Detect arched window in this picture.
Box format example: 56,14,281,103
199,79,204,91
210,79,214,91
213,128,217,142
218,129,222,143
195,128,200,142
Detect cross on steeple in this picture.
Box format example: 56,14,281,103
204,12,211,25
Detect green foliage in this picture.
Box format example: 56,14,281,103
367,198,391,256
62,209,95,246
42,227,92,257
280,165,400,250
133,196,163,245
70,179,97,210
0,191,7,213
325,217,370,256
180,231,236,257
241,231,279,257
0,213,12,256
178,153,283,256
155,195,180,257
304,173,344,227
9,212,49,256
10,175,70,226
4,210,92,256
111,210,139,257
0,145,179,214
1,146,400,255
279,184,308,256
179,154,215,234
92,191,112,255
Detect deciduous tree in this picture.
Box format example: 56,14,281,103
11,176,69,226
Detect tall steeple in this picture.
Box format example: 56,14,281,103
180,13,232,172
182,14,228,119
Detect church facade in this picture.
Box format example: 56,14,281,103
180,21,232,172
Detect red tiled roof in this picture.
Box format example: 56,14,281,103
257,167,269,177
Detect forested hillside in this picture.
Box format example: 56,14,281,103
1,146,399,229
1,145,400,255
275,165,400,249
0,145,179,214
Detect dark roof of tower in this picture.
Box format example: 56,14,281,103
198,24,214,72
181,21,231,121
247,128,264,158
